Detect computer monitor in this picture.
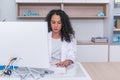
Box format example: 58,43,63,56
0,22,49,68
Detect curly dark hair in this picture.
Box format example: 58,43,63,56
45,9,75,42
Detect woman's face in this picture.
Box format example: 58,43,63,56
50,14,62,34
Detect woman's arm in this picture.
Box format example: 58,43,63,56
56,38,76,67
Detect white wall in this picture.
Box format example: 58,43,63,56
72,19,104,41
0,0,17,21
0,0,105,41
0,0,43,21
0,0,2,20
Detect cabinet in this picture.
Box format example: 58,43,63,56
16,1,109,19
77,44,108,62
110,45,120,61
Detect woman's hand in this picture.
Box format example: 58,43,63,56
55,60,73,67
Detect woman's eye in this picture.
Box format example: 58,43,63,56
51,21,61,25
51,21,55,24
58,22,61,24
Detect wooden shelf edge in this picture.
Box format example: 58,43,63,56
77,40,109,45
113,28,120,31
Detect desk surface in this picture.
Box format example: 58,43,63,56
82,62,120,80
0,62,91,80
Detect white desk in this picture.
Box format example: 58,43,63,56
0,63,91,80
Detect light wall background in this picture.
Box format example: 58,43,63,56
0,0,105,41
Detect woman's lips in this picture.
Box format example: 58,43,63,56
54,28,58,30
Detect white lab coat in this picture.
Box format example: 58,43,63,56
48,32,77,63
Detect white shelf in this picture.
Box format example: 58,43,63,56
114,13,120,16
113,28,120,31
77,40,109,45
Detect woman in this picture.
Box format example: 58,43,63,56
45,9,76,67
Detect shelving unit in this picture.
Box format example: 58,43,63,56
16,3,62,18
109,0,120,62
16,2,108,19
112,0,120,44
63,3,108,18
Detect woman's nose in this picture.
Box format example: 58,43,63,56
54,23,58,26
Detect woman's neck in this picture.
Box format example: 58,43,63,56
52,32,61,39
